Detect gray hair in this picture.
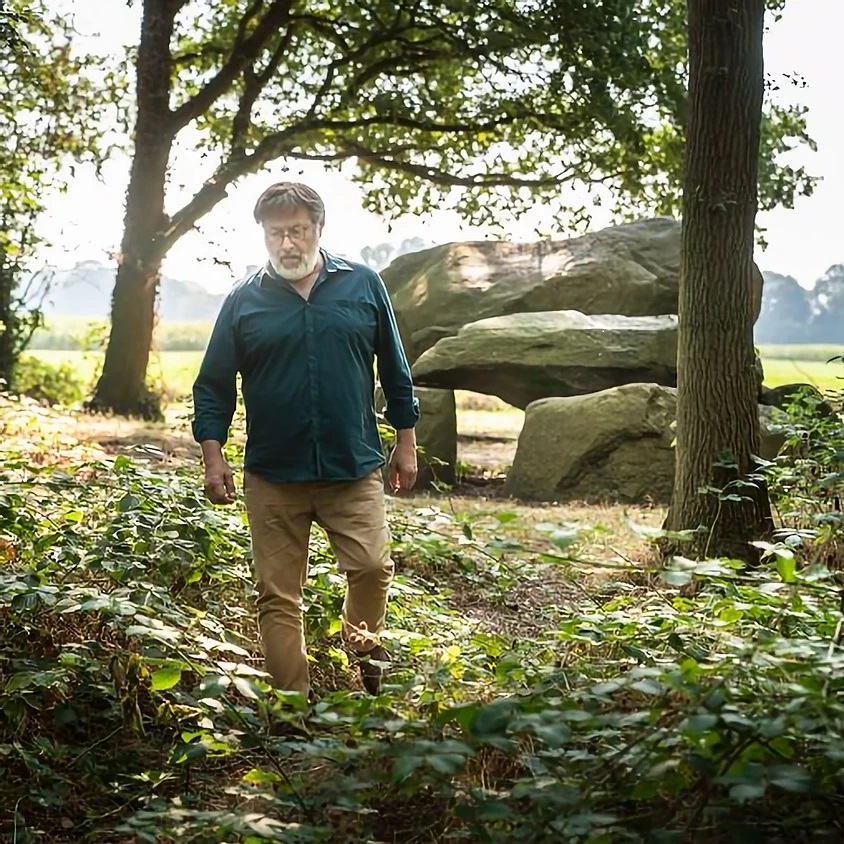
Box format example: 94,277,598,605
252,181,325,225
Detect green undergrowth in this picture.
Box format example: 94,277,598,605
2,394,844,843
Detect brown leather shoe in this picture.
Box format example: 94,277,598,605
355,645,392,695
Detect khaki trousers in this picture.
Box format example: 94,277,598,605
243,469,393,694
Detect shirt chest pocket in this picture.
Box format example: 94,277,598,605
320,299,378,344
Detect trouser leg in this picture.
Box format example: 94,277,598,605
313,470,394,653
244,471,313,693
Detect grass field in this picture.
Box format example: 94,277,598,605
24,350,525,445
22,347,842,466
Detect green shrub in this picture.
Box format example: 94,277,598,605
3,395,844,841
12,354,86,405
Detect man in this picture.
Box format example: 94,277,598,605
191,181,419,699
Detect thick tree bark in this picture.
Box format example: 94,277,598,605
87,0,181,419
663,0,773,561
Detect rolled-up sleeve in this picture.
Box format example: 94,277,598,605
191,292,239,445
372,272,419,430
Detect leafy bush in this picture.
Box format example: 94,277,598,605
11,354,86,405
767,382,844,570
2,394,844,842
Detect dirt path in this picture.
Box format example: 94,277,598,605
387,488,663,640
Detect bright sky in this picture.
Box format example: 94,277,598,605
43,0,843,293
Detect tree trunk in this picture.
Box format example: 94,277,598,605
0,262,15,391
663,0,773,561
88,255,164,419
87,0,179,419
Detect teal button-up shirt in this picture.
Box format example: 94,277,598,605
191,251,419,483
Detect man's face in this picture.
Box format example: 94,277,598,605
262,207,323,281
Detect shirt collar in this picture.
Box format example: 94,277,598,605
323,250,353,273
259,249,352,286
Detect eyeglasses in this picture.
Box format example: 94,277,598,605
267,224,312,243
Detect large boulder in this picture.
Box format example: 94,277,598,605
376,386,457,489
412,311,678,409
382,218,764,364
412,387,457,488
503,383,786,504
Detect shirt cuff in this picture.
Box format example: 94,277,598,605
385,396,420,430
191,420,229,446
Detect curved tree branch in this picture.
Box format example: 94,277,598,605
231,25,295,156
169,0,294,131
289,146,576,189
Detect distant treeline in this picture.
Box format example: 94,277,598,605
757,266,844,345
29,263,844,352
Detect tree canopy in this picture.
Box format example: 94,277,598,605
150,0,815,239
0,0,28,50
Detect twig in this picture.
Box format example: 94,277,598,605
69,725,124,767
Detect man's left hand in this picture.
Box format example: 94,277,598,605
388,442,417,493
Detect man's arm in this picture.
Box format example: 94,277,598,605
192,293,239,504
371,272,419,490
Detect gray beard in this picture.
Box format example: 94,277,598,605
270,246,320,281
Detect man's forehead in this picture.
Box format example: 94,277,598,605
262,209,312,228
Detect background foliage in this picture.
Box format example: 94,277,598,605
0,0,124,389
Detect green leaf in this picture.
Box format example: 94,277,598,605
769,765,812,793
392,755,422,782
532,723,571,748
661,569,693,587
4,671,36,693
560,709,595,723
622,644,650,662
198,675,231,697
172,742,208,765
470,699,515,738
150,668,182,691
243,769,283,786
426,752,465,775
683,714,720,735
439,702,480,733
233,676,261,700
548,526,581,552
630,678,664,696
729,782,766,802
775,551,797,583
117,493,141,512
463,799,516,821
